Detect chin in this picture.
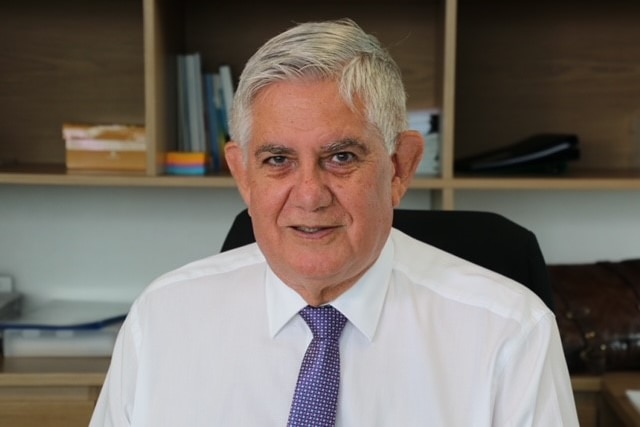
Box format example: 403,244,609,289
286,254,361,284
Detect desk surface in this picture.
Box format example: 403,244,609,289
0,356,109,387
602,372,640,427
0,356,607,391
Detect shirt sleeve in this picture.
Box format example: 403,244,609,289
493,312,580,426
89,304,140,427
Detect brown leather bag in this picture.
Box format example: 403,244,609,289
549,259,640,374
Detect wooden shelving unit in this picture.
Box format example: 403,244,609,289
1,0,639,210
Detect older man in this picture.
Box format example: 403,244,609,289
90,18,578,426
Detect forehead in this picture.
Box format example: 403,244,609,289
253,80,359,120
249,80,382,149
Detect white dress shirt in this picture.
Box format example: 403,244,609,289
90,228,579,426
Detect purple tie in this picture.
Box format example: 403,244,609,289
287,305,348,427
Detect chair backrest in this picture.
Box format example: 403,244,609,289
220,208,555,310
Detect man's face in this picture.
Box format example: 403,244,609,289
227,80,407,304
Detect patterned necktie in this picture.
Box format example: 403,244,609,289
287,305,348,427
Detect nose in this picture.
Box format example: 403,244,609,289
290,163,333,211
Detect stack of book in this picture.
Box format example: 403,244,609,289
165,151,209,176
63,123,146,172
171,52,234,175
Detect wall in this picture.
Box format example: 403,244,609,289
456,190,640,264
0,186,638,305
0,186,245,305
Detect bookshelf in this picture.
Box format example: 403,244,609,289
1,0,640,210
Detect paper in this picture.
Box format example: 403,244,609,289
626,389,640,414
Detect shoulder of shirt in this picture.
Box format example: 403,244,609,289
389,228,550,322
140,242,265,296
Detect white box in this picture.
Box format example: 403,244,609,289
2,325,120,357
408,109,440,175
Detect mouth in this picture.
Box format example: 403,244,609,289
293,226,326,233
291,225,337,235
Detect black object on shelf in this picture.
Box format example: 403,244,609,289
454,133,580,175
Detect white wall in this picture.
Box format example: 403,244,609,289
0,186,245,304
455,190,640,264
0,186,638,305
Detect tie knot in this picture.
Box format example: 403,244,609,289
299,305,347,341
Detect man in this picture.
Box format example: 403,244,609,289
90,18,579,426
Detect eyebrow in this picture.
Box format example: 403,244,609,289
253,138,370,158
253,144,294,158
324,138,370,155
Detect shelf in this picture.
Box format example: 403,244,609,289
455,1,640,175
452,169,640,191
0,164,237,188
1,0,639,207
2,165,638,191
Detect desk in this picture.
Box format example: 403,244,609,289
602,372,640,427
0,357,108,427
0,357,626,427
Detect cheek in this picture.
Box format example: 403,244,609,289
346,169,395,234
249,191,280,220
247,170,287,204
246,175,293,235
368,161,396,206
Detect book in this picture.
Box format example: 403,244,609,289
218,64,235,138
176,55,190,151
176,52,211,156
213,72,230,171
165,151,209,175
186,53,207,153
172,56,235,173
203,73,223,172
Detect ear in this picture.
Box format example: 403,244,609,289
224,141,252,207
391,130,424,207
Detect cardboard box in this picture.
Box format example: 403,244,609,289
63,123,147,172
66,149,146,171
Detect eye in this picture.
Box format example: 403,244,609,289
331,152,357,164
265,155,289,166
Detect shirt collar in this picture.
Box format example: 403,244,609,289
265,234,394,342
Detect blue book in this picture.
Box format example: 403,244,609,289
203,73,222,172
218,64,234,138
176,55,190,151
185,53,206,153
165,164,208,175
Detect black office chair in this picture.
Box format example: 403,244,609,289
220,208,555,310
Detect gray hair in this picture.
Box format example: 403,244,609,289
229,18,408,154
